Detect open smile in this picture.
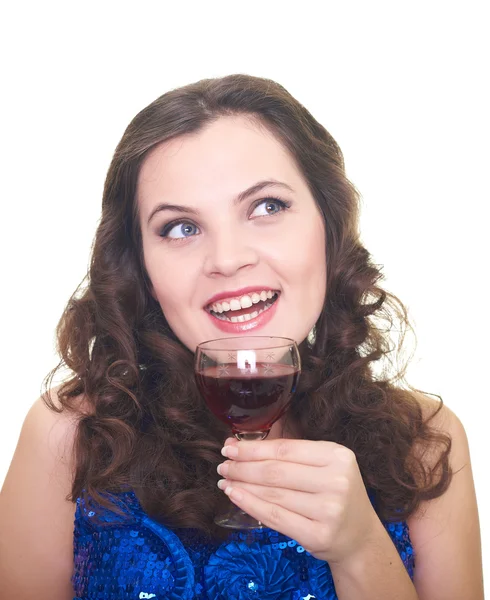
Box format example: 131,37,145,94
204,288,281,333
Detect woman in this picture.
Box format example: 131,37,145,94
0,74,483,599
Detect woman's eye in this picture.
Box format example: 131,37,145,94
250,198,289,218
160,221,200,240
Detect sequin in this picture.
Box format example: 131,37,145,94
72,490,415,599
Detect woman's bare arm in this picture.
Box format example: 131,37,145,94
0,391,78,600
407,396,484,599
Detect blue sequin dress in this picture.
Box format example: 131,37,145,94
72,490,414,599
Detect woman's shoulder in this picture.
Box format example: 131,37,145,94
414,390,456,423
1,382,91,525
412,390,466,462
406,393,483,597
0,385,88,597
21,384,90,460
5,382,93,495
408,390,470,494
31,383,83,424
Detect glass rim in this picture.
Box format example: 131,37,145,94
196,335,297,351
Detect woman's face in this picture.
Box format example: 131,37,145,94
137,116,326,352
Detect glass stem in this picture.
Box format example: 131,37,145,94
234,430,270,441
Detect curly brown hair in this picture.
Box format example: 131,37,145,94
43,74,451,540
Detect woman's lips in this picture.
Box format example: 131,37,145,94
205,295,279,333
205,286,279,307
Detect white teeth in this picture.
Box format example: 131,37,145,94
208,290,279,314
230,315,246,323
213,304,271,322
240,296,253,309
231,313,254,323
229,299,241,311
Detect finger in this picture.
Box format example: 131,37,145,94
218,478,345,522
222,482,324,550
218,459,329,493
222,437,352,467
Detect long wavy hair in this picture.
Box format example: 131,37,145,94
43,74,452,539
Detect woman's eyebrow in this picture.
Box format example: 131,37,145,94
146,179,294,226
234,179,294,205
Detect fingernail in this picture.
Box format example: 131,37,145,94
217,462,229,476
217,479,227,490
221,445,238,458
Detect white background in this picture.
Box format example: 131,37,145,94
1,0,488,589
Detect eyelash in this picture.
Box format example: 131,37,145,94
158,197,291,241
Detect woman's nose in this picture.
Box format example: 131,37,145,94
203,229,259,278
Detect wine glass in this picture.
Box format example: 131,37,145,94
194,336,301,529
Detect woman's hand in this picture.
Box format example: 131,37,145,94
217,437,381,565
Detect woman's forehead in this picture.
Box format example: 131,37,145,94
136,116,304,214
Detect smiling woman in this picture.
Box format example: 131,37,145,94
138,118,326,350
0,74,483,600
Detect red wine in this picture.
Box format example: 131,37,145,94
195,363,299,433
